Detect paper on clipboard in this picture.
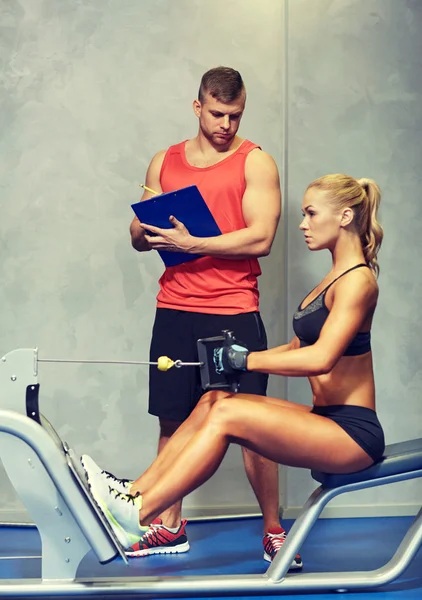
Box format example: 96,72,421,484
131,185,221,267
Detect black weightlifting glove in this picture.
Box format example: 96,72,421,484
213,334,249,376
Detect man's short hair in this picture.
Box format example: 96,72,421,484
198,67,245,104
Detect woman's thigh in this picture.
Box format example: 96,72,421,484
212,395,373,474
199,390,312,412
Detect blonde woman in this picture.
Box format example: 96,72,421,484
83,174,385,565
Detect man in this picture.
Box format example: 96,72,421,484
83,67,302,569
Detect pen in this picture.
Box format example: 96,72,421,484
139,184,160,196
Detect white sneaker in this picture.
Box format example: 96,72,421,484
92,483,147,549
81,454,133,496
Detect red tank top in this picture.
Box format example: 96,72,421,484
156,139,262,314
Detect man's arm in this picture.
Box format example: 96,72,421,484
194,149,281,258
130,150,166,252
142,149,281,259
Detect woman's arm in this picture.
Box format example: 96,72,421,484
263,336,300,355
247,271,378,377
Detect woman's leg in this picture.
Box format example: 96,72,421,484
130,390,226,493
139,394,373,525
131,391,311,494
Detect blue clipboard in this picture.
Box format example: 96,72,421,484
131,185,221,267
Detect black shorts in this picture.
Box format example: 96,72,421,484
311,404,385,463
149,308,268,421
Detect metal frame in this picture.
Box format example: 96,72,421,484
0,348,421,596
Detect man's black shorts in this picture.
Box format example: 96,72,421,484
149,308,268,421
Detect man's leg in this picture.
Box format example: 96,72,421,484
125,308,197,556
242,448,281,532
124,417,192,557
155,418,183,528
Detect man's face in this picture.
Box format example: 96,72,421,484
194,93,245,146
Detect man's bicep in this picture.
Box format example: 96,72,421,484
242,151,281,233
141,150,166,200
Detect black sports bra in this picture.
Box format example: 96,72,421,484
292,264,371,357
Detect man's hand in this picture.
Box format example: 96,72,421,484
213,337,250,375
141,216,197,253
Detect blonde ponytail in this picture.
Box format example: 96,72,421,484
307,174,383,276
356,179,383,277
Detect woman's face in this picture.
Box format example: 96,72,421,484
300,187,343,251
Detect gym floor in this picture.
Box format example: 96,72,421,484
0,516,421,599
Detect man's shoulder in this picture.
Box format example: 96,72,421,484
165,140,189,154
242,138,260,148
151,140,187,162
245,146,277,168
149,149,167,169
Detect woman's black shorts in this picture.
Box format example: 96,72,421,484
311,404,385,462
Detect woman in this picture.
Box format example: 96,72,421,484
83,173,385,560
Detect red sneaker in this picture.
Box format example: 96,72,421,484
126,518,190,557
263,528,303,569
